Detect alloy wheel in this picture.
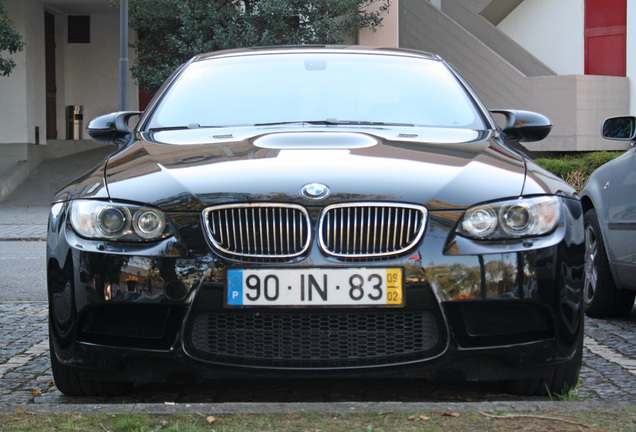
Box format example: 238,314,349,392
584,224,599,305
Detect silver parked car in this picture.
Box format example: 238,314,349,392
581,116,636,317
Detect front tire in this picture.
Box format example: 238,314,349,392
50,333,132,396
583,208,635,318
502,318,583,396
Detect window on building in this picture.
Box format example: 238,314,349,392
68,15,90,44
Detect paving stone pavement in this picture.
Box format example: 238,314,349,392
0,147,113,242
0,301,635,410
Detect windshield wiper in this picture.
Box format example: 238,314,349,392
148,125,197,132
148,124,230,132
255,119,415,127
149,120,416,131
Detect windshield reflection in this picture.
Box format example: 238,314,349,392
148,53,486,131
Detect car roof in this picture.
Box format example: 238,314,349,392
192,45,442,63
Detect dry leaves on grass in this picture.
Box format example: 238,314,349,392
407,414,433,421
15,408,35,415
194,412,223,425
409,412,460,421
478,412,590,428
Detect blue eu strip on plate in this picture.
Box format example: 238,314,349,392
227,269,243,305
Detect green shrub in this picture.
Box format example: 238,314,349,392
534,151,624,192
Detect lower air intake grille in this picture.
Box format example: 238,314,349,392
187,310,440,368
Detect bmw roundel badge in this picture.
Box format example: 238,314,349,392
301,183,330,200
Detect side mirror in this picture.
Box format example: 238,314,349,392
490,109,552,143
602,116,636,141
87,111,141,145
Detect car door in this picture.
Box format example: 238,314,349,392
607,146,636,288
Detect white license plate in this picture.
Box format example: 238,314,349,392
226,268,403,307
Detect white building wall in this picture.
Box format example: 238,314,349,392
53,8,66,140
25,1,46,145
500,0,634,116
0,0,46,144
58,13,137,138
358,0,399,47
1,2,137,145
497,0,584,76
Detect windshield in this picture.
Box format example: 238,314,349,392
147,52,487,130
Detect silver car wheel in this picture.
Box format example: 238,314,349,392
584,224,599,305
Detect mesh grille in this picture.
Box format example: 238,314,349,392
204,204,311,258
187,310,440,368
319,203,427,257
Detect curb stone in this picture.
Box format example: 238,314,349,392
5,400,636,415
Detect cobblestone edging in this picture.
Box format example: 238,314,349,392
0,303,635,408
585,337,636,375
0,206,48,241
0,303,50,406
579,315,636,401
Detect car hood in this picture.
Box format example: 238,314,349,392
61,127,568,211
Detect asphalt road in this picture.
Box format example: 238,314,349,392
0,241,47,302
0,148,113,302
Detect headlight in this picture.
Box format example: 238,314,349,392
95,205,131,237
70,200,172,241
461,206,497,238
458,196,561,240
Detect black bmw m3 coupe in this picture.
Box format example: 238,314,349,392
47,46,585,396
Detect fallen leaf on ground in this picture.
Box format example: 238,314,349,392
207,416,217,424
442,412,460,417
478,412,590,428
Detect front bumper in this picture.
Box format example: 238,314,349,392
47,198,585,384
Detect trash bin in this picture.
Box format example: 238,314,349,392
66,105,83,140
